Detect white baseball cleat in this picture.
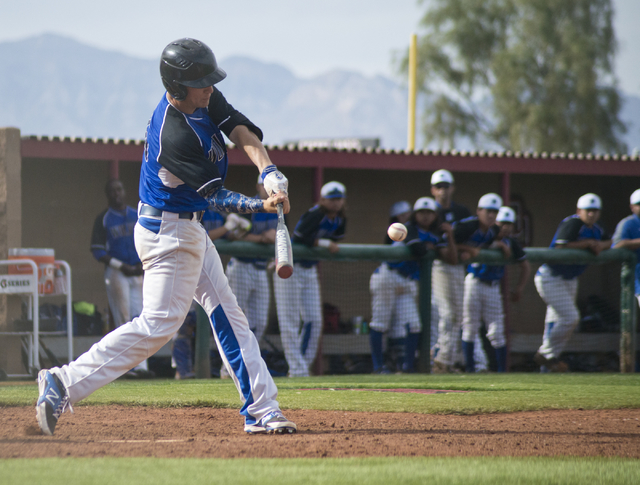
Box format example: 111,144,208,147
244,410,297,434
36,369,72,436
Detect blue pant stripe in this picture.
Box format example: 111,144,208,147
210,305,254,420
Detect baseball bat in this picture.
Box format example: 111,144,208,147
275,203,294,279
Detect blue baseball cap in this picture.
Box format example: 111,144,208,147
321,181,346,199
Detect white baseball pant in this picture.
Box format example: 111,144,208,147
273,264,323,377
226,258,270,342
461,274,506,348
534,267,579,360
370,264,421,337
50,212,280,428
432,261,488,369
104,266,147,371
431,261,465,366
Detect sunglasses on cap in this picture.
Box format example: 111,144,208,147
434,182,451,189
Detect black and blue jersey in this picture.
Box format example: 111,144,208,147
293,205,346,268
454,216,500,275
388,222,444,279
544,214,610,279
90,206,141,265
612,213,640,294
140,88,261,213
470,237,526,281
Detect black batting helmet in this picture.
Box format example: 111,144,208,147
160,38,227,100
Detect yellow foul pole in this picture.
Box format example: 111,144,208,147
407,33,417,152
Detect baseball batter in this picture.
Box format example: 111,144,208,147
459,205,530,372
273,181,347,377
429,169,487,372
534,193,611,372
90,179,149,376
36,38,296,435
369,197,457,373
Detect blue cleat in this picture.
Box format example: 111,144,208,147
36,370,71,436
244,410,297,434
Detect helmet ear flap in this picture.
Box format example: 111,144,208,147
161,79,188,101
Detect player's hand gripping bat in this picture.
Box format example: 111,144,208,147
263,171,293,278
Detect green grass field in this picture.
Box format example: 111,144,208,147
2,373,639,484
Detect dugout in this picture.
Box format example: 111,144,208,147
1,126,639,370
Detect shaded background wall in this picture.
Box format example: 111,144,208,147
16,152,637,336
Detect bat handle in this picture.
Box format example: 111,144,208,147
276,202,284,220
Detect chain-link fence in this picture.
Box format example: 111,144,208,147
200,241,637,375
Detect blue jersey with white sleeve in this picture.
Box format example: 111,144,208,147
612,213,640,294
541,214,610,280
90,206,141,265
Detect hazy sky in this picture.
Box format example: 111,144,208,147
1,0,639,95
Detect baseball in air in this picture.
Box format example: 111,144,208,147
387,222,407,242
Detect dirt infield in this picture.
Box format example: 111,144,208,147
2,406,639,458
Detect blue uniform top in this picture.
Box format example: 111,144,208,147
140,89,262,213
293,204,346,268
235,208,278,269
540,214,610,280
90,206,141,266
471,237,527,281
612,213,640,294
387,222,444,279
453,216,500,275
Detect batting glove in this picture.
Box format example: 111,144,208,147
259,164,278,183
224,213,241,231
263,171,289,197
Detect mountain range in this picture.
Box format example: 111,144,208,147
1,33,638,152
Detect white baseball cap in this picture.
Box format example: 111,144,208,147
478,193,503,210
413,197,438,212
320,181,346,199
497,206,516,223
577,193,602,210
430,169,454,185
630,189,640,205
390,200,412,218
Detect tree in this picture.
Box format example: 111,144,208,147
402,0,627,154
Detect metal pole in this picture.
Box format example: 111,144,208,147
620,259,637,372
407,33,417,152
417,252,433,373
194,303,211,378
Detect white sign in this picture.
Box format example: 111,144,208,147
0,274,35,294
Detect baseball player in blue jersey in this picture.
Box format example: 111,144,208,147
273,181,347,377
534,193,611,373
459,205,530,373
369,197,457,373
429,169,488,372
612,189,640,372
612,189,640,302
36,38,296,435
90,179,150,376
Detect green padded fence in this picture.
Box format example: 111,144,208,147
193,241,636,375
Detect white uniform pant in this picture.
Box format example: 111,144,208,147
535,269,579,360
432,261,464,365
432,262,488,369
273,264,322,377
226,258,270,342
369,264,421,337
104,266,147,371
52,214,279,427
461,274,506,348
